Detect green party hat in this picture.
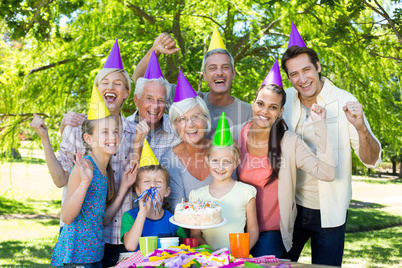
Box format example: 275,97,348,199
212,112,234,147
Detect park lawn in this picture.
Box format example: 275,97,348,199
1,155,402,267
298,226,402,267
0,218,59,267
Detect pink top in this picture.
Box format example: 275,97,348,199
237,122,280,232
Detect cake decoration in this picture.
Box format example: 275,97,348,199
174,200,222,226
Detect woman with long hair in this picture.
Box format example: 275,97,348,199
232,83,335,257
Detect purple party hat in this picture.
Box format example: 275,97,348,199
174,69,197,102
144,50,164,79
261,60,283,87
288,22,306,48
103,39,123,69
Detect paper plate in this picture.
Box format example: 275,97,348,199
169,216,227,229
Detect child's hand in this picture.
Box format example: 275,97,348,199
30,114,48,139
138,191,153,214
73,152,93,186
121,164,138,191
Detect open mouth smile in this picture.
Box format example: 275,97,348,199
104,92,117,103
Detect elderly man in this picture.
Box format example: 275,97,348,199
280,45,382,266
126,76,181,160
132,33,252,138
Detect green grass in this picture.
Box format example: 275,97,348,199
299,226,402,267
343,226,402,267
1,155,402,267
346,207,402,233
0,198,61,267
0,196,61,215
0,236,58,267
297,204,402,267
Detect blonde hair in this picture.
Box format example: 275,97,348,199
94,68,132,107
206,142,240,163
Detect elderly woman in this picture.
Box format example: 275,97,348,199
160,96,224,212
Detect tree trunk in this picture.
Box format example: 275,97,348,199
399,162,402,178
392,160,397,175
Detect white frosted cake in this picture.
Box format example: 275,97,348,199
174,200,222,226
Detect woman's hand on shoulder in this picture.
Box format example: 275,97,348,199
73,152,93,187
309,104,326,121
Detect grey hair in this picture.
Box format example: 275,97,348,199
169,96,211,137
202,49,235,72
94,68,132,107
134,77,171,99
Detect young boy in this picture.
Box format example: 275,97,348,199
120,164,187,251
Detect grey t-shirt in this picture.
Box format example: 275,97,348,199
168,84,253,140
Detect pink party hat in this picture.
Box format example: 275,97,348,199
261,60,283,87
144,50,164,79
174,69,197,102
288,22,306,48
103,39,123,69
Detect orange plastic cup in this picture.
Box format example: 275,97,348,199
229,233,250,258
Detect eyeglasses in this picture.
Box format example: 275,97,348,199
175,113,206,125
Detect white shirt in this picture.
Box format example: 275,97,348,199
283,78,382,228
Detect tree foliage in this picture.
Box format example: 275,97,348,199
1,0,401,167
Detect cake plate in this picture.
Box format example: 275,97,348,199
169,216,227,229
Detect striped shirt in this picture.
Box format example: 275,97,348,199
126,111,181,161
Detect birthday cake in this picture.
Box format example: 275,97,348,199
174,200,222,226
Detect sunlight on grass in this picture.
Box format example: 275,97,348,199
0,195,61,215
0,161,62,201
343,226,402,267
0,235,58,267
0,218,60,241
298,226,402,267
346,208,402,233
0,218,59,266
1,155,401,267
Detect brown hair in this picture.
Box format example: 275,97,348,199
255,84,288,186
281,46,321,80
81,115,117,205
135,164,171,210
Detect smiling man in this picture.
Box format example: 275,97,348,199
280,45,382,266
132,33,252,139
127,77,181,160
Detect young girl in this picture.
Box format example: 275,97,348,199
189,140,259,250
121,164,187,251
51,115,137,267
